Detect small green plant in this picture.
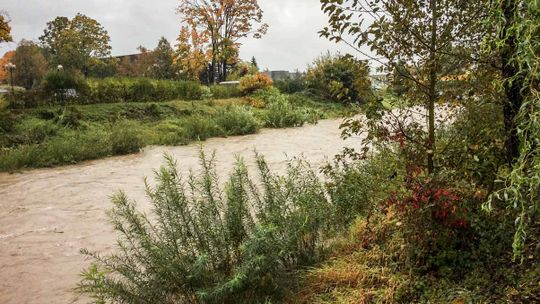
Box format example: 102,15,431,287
200,86,214,101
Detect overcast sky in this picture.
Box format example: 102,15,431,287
0,0,363,71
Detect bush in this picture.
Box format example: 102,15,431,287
180,116,221,141
209,85,242,99
274,77,306,94
322,149,403,228
255,88,309,128
110,120,142,155
42,70,89,103
79,152,337,303
305,53,374,104
86,78,203,103
239,73,273,95
214,106,260,136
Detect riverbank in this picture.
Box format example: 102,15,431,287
0,92,356,172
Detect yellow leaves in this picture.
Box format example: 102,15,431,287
0,13,12,43
239,73,273,94
0,50,15,82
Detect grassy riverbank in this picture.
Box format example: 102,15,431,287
0,91,356,172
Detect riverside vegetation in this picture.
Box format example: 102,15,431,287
0,77,354,172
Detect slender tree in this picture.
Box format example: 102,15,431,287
0,50,14,84
12,40,48,89
320,0,488,174
151,37,177,79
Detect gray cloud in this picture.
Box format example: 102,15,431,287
0,0,359,71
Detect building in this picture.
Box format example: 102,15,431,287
262,70,303,81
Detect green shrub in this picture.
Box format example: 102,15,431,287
42,70,89,103
210,85,242,99
256,89,308,128
152,120,189,146
322,149,403,228
180,116,221,140
305,53,374,104
274,77,306,94
79,152,337,303
200,85,214,101
214,106,260,136
54,106,83,128
110,120,142,155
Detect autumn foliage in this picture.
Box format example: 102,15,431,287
0,50,15,83
177,0,268,83
239,72,273,94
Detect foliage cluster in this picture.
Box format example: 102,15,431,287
239,73,273,95
6,77,243,108
305,53,374,104
0,93,349,171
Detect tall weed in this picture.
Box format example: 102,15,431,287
79,151,338,303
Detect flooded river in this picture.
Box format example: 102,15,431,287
0,118,363,304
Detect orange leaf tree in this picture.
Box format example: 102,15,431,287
0,50,15,83
177,0,268,83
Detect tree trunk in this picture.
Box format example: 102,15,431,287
222,60,227,82
501,0,524,165
427,0,438,174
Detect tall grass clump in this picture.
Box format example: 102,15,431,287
214,106,260,136
209,85,242,99
79,151,338,303
110,120,143,155
0,128,111,171
255,88,312,128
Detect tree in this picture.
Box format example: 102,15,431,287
12,40,48,89
484,0,540,259
320,0,488,174
175,26,210,81
0,50,14,83
177,0,268,83
251,56,258,68
150,37,177,79
39,13,112,75
0,11,12,44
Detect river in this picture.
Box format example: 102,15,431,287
0,118,363,304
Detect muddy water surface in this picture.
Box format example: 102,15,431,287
0,118,363,304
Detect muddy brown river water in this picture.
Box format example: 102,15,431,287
0,118,364,304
